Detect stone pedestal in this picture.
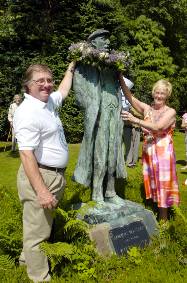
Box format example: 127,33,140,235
73,200,158,256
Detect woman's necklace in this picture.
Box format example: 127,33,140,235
151,105,167,122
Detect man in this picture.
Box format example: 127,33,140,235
125,109,142,167
8,94,22,151
121,78,134,166
72,29,126,205
13,61,75,282
121,78,142,168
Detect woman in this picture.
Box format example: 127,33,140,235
119,74,180,221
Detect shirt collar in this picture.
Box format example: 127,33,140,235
24,93,47,109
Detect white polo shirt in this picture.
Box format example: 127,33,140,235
13,91,68,168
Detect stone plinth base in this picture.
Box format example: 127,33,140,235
73,200,158,256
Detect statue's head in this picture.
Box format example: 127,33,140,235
87,29,110,51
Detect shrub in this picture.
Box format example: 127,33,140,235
59,91,84,143
0,108,9,141
0,186,22,258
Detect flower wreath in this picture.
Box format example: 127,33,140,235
68,41,131,72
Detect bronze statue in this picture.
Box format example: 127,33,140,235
72,29,127,205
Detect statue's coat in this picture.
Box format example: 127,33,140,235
73,64,126,194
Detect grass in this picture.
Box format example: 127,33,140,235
173,131,187,216
0,130,187,282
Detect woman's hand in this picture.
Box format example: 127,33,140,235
121,110,139,124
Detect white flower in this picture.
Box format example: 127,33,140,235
78,42,86,51
99,52,109,59
68,41,131,71
86,47,92,53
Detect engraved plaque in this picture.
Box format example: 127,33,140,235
109,221,150,255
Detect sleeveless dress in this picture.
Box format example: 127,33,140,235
142,107,179,208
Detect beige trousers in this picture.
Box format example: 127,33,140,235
17,164,66,282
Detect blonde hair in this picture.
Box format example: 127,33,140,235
23,64,53,92
152,79,172,97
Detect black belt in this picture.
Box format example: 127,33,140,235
38,163,66,173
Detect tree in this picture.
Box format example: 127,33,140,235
0,0,186,140
127,15,176,104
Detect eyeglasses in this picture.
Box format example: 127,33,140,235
32,78,54,86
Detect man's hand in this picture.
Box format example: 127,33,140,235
37,189,58,209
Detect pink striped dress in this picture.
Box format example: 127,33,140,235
142,108,180,208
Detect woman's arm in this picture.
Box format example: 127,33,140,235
121,108,176,132
119,73,148,115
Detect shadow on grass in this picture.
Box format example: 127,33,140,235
176,159,186,165
180,172,187,175
115,177,127,199
7,151,20,158
139,182,159,218
0,145,11,152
